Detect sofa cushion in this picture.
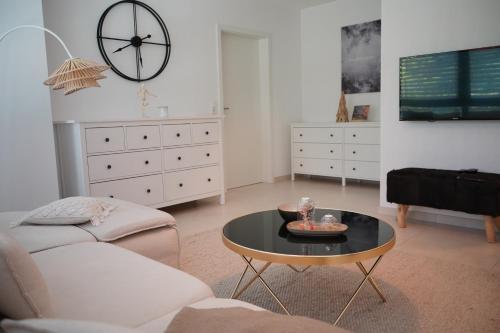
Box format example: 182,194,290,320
136,298,264,333
7,226,96,254
31,242,213,327
0,233,54,319
78,199,176,242
1,318,141,333
0,212,96,253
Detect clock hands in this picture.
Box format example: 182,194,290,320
112,34,152,53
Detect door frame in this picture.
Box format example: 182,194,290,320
215,24,274,184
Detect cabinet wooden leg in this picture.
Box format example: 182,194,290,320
397,205,409,228
484,216,497,243
495,217,500,230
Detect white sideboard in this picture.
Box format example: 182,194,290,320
54,116,225,208
291,122,380,186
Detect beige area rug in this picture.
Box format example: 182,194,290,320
181,228,500,333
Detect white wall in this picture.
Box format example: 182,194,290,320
42,0,303,177
0,0,60,211
380,0,500,222
301,0,381,122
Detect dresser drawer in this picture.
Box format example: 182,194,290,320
294,158,342,177
344,144,380,162
162,124,191,146
164,166,220,201
191,123,219,144
294,143,342,159
88,150,162,182
126,125,161,150
344,161,380,180
344,127,380,144
164,144,219,171
89,174,164,206
86,127,125,154
293,127,342,143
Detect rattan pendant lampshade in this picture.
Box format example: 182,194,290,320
0,25,109,95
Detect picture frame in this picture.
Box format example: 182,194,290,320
352,105,370,121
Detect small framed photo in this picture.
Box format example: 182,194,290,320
352,105,370,121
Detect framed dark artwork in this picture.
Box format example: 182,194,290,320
341,20,381,94
97,0,171,82
352,105,370,121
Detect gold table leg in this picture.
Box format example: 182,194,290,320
333,255,384,326
356,262,386,302
230,258,252,298
287,264,311,273
231,255,291,315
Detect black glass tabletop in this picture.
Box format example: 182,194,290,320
223,209,395,262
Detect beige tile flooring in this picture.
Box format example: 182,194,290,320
168,177,500,274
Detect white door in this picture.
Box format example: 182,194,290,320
221,32,264,189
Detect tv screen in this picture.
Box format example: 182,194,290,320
399,45,500,121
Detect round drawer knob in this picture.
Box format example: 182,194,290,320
145,160,149,165
330,150,334,153
207,178,212,182
143,135,148,140
205,131,209,135
330,134,334,137
353,167,356,171
206,153,210,157
330,166,333,169
146,189,151,193
177,156,182,161
300,164,303,167
109,195,114,198
179,183,183,187
353,134,357,137
299,149,303,152
353,151,356,154
176,133,180,137
105,138,110,143
299,134,303,137
107,165,112,170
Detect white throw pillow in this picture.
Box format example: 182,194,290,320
1,318,141,333
22,197,116,226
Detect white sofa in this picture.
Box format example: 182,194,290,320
0,200,345,332
0,231,263,332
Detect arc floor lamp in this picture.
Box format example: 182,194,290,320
0,25,109,95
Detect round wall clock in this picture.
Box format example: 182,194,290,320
97,0,171,82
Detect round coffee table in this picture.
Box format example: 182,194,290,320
222,208,396,325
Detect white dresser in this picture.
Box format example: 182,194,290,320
291,122,380,186
54,116,225,208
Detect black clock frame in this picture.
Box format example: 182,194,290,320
97,0,171,82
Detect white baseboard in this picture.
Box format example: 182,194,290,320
378,205,485,230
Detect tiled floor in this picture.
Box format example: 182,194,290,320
168,177,500,274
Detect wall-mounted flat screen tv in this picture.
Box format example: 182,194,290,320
400,45,500,121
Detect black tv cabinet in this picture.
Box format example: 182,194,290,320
387,168,500,243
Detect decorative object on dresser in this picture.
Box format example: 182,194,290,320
97,0,171,82
336,92,349,122
291,122,380,186
352,105,370,121
387,168,500,243
0,25,109,95
54,116,225,208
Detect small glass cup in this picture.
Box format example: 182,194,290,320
297,197,315,227
318,214,338,226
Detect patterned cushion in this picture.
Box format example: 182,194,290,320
22,197,116,226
